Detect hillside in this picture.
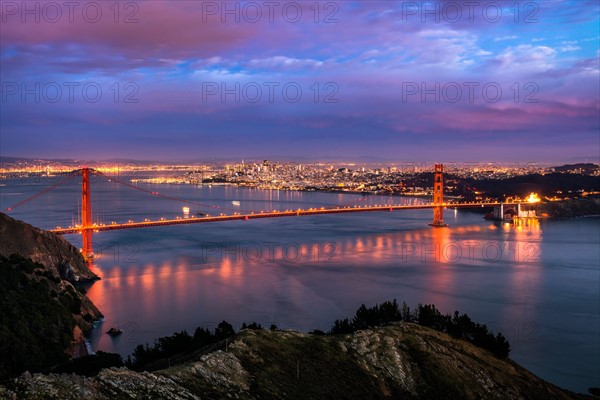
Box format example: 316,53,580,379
0,212,98,283
1,324,590,400
463,173,600,199
534,197,600,218
0,213,103,379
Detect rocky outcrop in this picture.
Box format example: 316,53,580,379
337,324,583,400
0,213,98,283
2,324,590,399
0,368,200,400
69,326,88,360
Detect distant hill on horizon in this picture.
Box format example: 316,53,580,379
2,155,600,168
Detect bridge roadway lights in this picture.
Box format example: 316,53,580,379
49,202,523,236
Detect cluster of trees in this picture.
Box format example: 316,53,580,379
0,255,75,379
127,321,237,369
127,321,281,370
330,300,510,358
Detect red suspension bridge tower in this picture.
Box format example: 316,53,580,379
81,168,94,259
429,163,448,227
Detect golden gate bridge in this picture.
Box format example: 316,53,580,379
2,164,526,259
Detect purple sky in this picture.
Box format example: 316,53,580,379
1,0,599,162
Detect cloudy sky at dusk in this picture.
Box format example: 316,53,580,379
1,0,598,162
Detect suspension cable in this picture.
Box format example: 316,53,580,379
2,171,78,213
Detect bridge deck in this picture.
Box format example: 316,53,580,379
50,202,514,235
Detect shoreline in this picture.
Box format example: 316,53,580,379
121,179,600,219
129,178,470,201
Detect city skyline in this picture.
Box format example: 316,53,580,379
1,0,599,162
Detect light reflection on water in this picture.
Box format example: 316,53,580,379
1,176,598,393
